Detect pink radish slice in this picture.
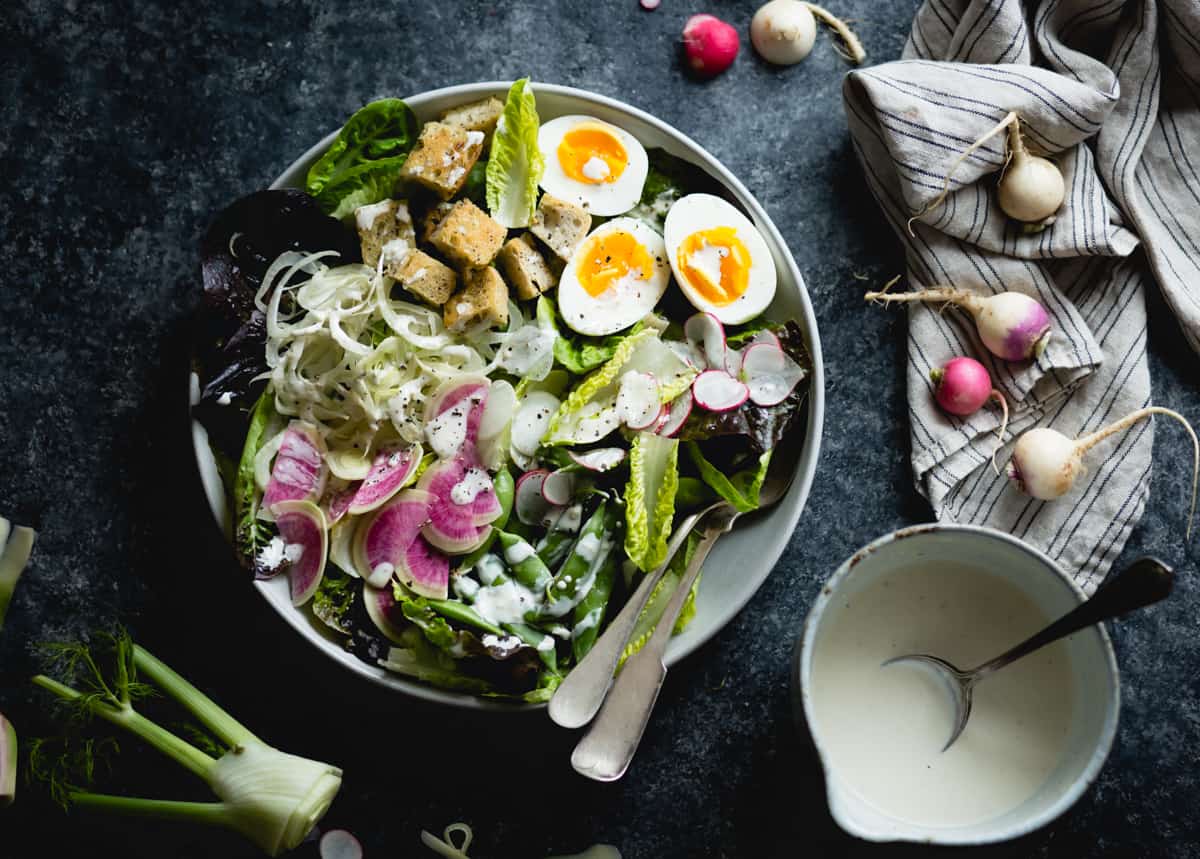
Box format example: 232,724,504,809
649,403,671,433
616,371,661,430
747,329,781,350
355,489,434,590
419,459,501,525
272,499,329,606
516,469,554,525
425,376,490,461
363,582,406,643
693,370,750,412
264,423,328,512
397,534,451,599
319,829,363,859
421,513,490,556
568,447,627,472
657,388,694,437
543,470,576,506
740,343,804,407
684,312,728,371
666,339,705,369
347,443,422,515
321,481,358,525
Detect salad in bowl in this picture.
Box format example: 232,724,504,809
192,80,815,704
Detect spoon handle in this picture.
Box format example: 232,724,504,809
975,556,1174,678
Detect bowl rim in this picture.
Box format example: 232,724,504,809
795,522,1120,845
194,80,826,710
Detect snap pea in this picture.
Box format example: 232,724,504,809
455,466,515,573
495,530,553,592
503,622,557,672
426,599,505,637
543,501,615,611
571,550,619,663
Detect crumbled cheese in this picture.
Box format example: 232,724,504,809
447,165,466,186
355,199,394,232
466,130,485,147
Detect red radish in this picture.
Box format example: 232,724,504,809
649,403,671,434
363,582,407,643
272,499,329,606
1006,408,1199,538
683,14,740,77
740,343,804,406
693,369,750,412
657,389,694,437
930,357,1011,471
616,371,661,429
347,443,421,515
512,391,561,456
543,470,576,506
1,712,15,806
865,282,1051,362
515,469,554,525
568,448,627,472
319,829,363,859
684,312,728,370
263,423,328,512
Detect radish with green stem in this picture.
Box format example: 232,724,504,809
909,111,1065,232
865,280,1052,362
1006,408,1199,538
930,357,1010,471
30,629,342,855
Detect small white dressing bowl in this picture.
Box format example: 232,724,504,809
792,523,1119,845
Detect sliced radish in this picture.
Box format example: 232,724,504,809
347,443,421,515
508,442,533,472
263,423,328,512
657,388,694,437
747,328,781,350
419,459,501,526
684,312,727,371
741,343,805,407
320,480,358,525
271,499,329,606
573,402,622,443
724,346,744,378
353,488,433,589
692,369,750,412
363,582,406,643
666,339,705,369
328,518,360,578
397,534,451,599
512,391,561,456
616,371,661,430
568,448,627,472
425,376,490,461
319,829,363,859
478,379,516,442
516,469,554,525
542,470,576,506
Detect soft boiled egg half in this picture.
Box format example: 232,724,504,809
558,218,671,336
538,115,649,216
663,193,777,324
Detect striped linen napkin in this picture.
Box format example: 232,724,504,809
843,0,1200,591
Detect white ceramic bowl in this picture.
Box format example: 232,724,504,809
192,81,825,709
792,524,1119,845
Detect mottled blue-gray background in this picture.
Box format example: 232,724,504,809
1,1,1196,856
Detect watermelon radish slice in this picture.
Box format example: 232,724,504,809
740,343,805,406
398,534,451,599
692,370,750,412
425,376,490,461
321,480,358,526
363,582,407,643
328,518,361,578
271,499,329,606
347,443,421,516
657,388,693,437
354,489,449,595
264,423,328,512
515,469,557,526
418,459,501,526
542,470,575,506
568,447,627,472
616,371,661,430
684,312,727,371
512,391,561,456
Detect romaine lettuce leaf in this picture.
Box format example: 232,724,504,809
627,148,725,230
619,531,702,666
486,79,544,228
624,433,679,572
305,98,419,219
686,443,772,514
311,569,356,635
233,390,277,571
538,296,643,375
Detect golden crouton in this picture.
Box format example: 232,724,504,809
438,97,504,150
394,250,457,307
419,201,455,244
443,266,509,331
529,193,591,260
497,235,558,300
399,121,485,199
355,199,416,270
429,199,507,269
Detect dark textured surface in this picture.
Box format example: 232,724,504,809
1,1,1197,857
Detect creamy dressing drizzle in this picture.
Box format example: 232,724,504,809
450,468,492,506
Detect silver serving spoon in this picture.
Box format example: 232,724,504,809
568,443,802,782
885,555,1174,753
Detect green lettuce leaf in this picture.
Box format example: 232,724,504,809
311,570,355,635
619,531,702,666
624,433,679,572
233,389,276,568
486,79,544,228
539,295,644,375
305,98,418,219
686,443,772,513
379,630,493,693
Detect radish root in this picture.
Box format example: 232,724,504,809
803,3,866,64
863,284,980,313
989,390,1010,475
1077,407,1199,540
906,111,1019,236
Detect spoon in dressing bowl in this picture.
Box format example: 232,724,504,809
885,555,1174,752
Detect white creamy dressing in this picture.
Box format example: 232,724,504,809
257,536,287,570
474,554,506,585
466,130,485,148
471,578,538,625
504,538,536,566
453,574,480,600
450,468,492,506
355,199,393,232
425,393,483,459
575,532,601,563
810,561,1076,827
554,503,584,533
381,237,411,266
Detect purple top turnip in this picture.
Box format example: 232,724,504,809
930,356,1010,470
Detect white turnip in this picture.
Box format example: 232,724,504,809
865,281,1051,362
750,2,865,65
1006,408,1199,538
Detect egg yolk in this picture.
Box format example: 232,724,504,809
676,227,751,306
557,123,628,185
577,231,654,297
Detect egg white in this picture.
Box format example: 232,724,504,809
663,193,777,324
538,115,649,217
558,217,670,336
